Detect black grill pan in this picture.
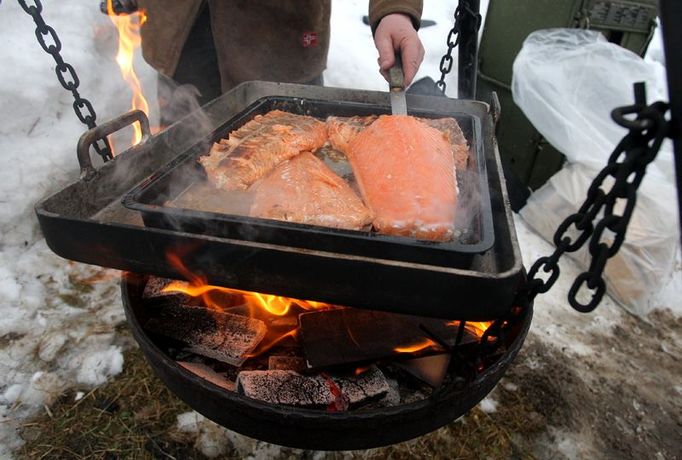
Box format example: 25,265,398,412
122,97,494,267
35,82,524,320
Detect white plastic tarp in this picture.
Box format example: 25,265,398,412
511,28,678,317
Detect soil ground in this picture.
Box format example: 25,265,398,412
16,307,681,460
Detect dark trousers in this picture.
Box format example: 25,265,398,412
158,6,323,126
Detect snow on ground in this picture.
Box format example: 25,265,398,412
0,0,679,458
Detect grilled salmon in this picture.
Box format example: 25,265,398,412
341,115,458,241
250,152,373,230
200,110,328,190
421,118,469,172
327,115,469,171
326,115,378,153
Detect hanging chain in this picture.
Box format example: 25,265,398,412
18,0,113,161
525,83,670,312
436,1,481,93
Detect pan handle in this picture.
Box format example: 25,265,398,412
77,110,151,180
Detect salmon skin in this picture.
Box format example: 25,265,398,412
200,110,327,190
250,152,373,230
334,115,458,241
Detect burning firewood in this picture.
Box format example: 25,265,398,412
236,367,389,409
144,303,267,367
393,353,452,388
143,276,194,303
299,309,450,369
268,356,307,372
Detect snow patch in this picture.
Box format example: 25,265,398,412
75,347,124,386
479,396,498,413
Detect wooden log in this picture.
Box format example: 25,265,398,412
236,366,389,409
299,309,449,369
144,303,266,367
393,353,451,388
268,356,307,372
143,277,195,304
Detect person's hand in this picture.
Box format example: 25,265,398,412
373,13,425,87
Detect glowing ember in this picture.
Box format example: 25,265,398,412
354,365,372,376
106,0,149,150
446,320,493,338
394,338,441,354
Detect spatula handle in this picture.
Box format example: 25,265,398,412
389,54,404,91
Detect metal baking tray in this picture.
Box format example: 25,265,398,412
122,96,494,267
35,81,524,320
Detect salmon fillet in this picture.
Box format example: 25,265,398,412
200,110,327,190
343,115,458,241
421,118,469,171
327,115,378,152
327,115,469,171
250,152,373,230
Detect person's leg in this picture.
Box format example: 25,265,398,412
157,5,222,126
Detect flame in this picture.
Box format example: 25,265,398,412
246,329,298,358
162,281,327,317
162,251,333,359
446,320,494,339
394,338,441,354
106,0,149,150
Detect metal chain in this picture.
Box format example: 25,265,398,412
436,1,481,93
18,0,113,161
525,83,670,312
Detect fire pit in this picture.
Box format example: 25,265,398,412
36,81,532,449
122,272,532,450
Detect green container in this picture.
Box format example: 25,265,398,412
477,0,658,190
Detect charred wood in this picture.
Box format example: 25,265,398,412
144,303,266,367
236,366,389,409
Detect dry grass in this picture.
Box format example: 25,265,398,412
17,347,195,460
17,344,543,460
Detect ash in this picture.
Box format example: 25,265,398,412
0,0,679,459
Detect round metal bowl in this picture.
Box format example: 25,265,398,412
121,273,533,450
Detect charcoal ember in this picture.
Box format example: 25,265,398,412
178,361,236,392
268,356,307,372
144,303,266,367
236,366,389,408
372,377,401,408
143,277,195,304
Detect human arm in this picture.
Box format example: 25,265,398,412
369,0,424,87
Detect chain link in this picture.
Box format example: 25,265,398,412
18,0,113,161
436,2,481,93
525,83,670,312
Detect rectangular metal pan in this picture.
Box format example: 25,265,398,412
121,96,494,268
35,82,524,320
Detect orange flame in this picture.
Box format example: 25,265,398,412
162,251,333,359
162,280,327,317
247,329,298,358
106,1,149,150
446,320,494,339
394,338,441,354
163,252,330,316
